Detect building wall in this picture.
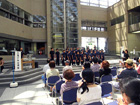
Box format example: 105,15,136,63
0,16,32,40
107,0,128,54
81,5,107,21
80,5,107,39
107,0,140,54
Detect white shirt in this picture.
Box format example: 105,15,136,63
77,85,102,105
43,64,50,73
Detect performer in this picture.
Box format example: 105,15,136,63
61,50,66,66
72,50,76,65
80,51,84,65
89,50,94,63
76,51,80,65
101,49,105,61
55,49,60,66
67,50,72,66
50,48,55,60
85,50,89,61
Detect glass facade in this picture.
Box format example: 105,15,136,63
0,37,32,55
33,15,46,28
0,0,46,28
81,20,107,31
51,0,64,50
80,0,120,8
66,0,78,48
51,0,78,50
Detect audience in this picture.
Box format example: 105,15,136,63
118,77,140,105
90,57,100,72
43,59,50,73
46,61,59,79
0,57,4,73
60,69,78,95
117,59,137,79
99,60,111,77
77,69,102,105
62,60,72,74
134,58,140,76
82,61,90,70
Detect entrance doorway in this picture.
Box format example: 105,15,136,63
81,37,107,52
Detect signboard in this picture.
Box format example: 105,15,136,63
15,51,21,71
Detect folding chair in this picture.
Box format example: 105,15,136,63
85,101,103,105
94,71,100,77
53,79,65,97
101,83,112,98
59,88,78,105
100,74,112,83
111,69,117,76
72,73,82,81
107,101,118,105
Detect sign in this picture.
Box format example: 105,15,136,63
15,51,21,71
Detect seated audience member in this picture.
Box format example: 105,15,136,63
0,57,4,73
80,61,91,78
42,59,50,87
60,69,78,95
99,60,111,77
117,59,137,79
62,60,72,73
77,69,102,105
134,58,140,76
118,77,140,105
46,61,59,79
43,59,50,73
90,57,100,72
82,61,90,70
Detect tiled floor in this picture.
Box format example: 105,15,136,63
0,80,56,105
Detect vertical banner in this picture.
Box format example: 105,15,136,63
15,51,21,71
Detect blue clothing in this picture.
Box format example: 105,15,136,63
117,68,137,79
56,51,60,58
72,53,76,60
80,54,84,60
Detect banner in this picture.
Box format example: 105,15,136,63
15,51,21,71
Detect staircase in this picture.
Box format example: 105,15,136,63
0,68,43,87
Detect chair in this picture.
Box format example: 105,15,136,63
100,74,112,83
94,71,100,77
72,73,82,81
62,88,78,105
111,69,117,76
53,80,65,97
101,83,112,98
47,76,60,87
85,101,103,105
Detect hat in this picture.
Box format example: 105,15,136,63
65,60,70,64
125,59,133,65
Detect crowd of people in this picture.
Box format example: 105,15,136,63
49,47,105,66
42,51,140,105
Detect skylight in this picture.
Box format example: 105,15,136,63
80,0,120,8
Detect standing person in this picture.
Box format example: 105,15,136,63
72,50,76,65
89,50,93,63
67,51,72,65
55,49,60,66
101,49,104,61
61,50,66,66
0,57,4,73
122,49,129,61
50,48,55,60
20,48,24,58
76,51,80,66
77,69,102,105
85,50,89,61
80,51,84,65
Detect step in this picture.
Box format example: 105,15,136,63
0,70,43,82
